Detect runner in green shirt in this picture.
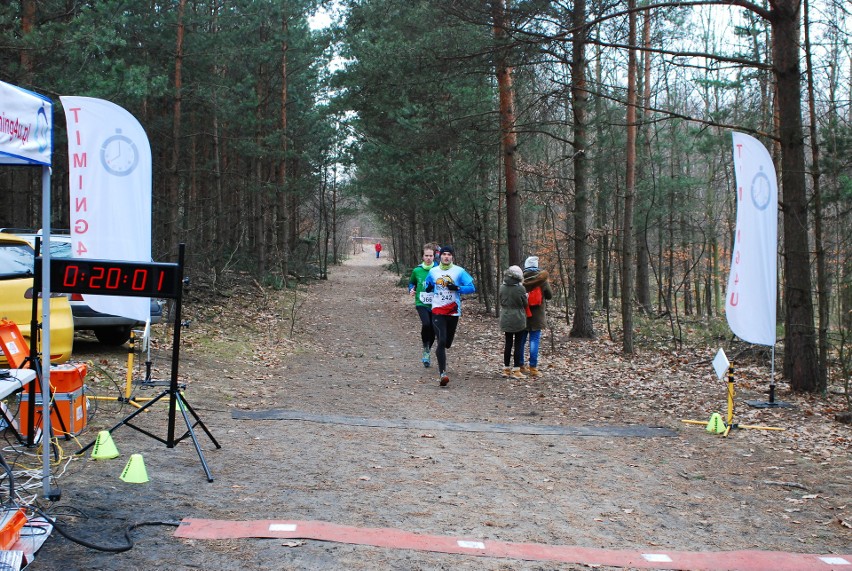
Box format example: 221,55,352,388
408,242,439,367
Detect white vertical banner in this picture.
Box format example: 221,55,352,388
0,80,52,165
60,96,152,322
726,132,778,346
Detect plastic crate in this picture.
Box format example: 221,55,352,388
19,387,87,437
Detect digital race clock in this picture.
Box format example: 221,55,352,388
37,258,181,298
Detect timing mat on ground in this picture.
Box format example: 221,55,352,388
231,409,677,437
174,518,850,571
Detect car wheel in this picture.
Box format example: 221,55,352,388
93,326,132,346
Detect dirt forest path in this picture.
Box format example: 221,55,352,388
35,250,850,570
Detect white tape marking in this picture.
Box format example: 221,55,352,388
819,557,850,565
269,523,298,532
642,553,673,563
457,540,486,550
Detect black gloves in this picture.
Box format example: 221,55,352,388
426,283,458,292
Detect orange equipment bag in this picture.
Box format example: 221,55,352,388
50,362,87,393
0,319,29,369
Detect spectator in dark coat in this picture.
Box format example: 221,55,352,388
499,265,529,379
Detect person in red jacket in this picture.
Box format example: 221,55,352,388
375,242,382,258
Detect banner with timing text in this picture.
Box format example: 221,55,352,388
60,96,152,322
725,132,778,346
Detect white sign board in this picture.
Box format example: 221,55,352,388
712,348,730,380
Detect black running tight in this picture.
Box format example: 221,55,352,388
432,314,459,373
416,306,435,348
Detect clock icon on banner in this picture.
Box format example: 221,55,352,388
100,129,139,176
750,168,772,211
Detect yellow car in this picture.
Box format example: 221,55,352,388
0,233,73,365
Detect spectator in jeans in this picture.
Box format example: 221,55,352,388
520,256,553,377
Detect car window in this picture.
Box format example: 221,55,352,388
0,243,35,278
47,240,71,258
14,235,71,258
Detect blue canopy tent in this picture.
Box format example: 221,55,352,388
0,79,59,498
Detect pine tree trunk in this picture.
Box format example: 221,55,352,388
634,8,652,316
621,0,638,354
492,0,522,267
255,47,268,277
279,15,290,281
569,0,594,338
804,0,828,391
594,45,608,310
771,1,819,392
169,0,187,257
210,5,223,263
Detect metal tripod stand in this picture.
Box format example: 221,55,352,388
77,245,220,481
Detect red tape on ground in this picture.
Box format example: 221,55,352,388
174,518,851,571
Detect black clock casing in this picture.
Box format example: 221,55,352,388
36,258,181,298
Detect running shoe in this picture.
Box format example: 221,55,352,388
422,349,430,368
439,372,450,386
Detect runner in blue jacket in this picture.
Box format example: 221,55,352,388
424,245,476,386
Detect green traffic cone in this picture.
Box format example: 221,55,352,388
91,431,119,460
119,454,149,483
705,412,726,434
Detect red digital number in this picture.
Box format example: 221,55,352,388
63,265,80,287
157,271,166,291
90,266,105,288
131,269,148,291
105,267,121,289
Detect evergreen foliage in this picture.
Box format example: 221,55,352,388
0,1,849,393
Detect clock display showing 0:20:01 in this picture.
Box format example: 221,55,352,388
62,264,163,291
48,259,180,298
